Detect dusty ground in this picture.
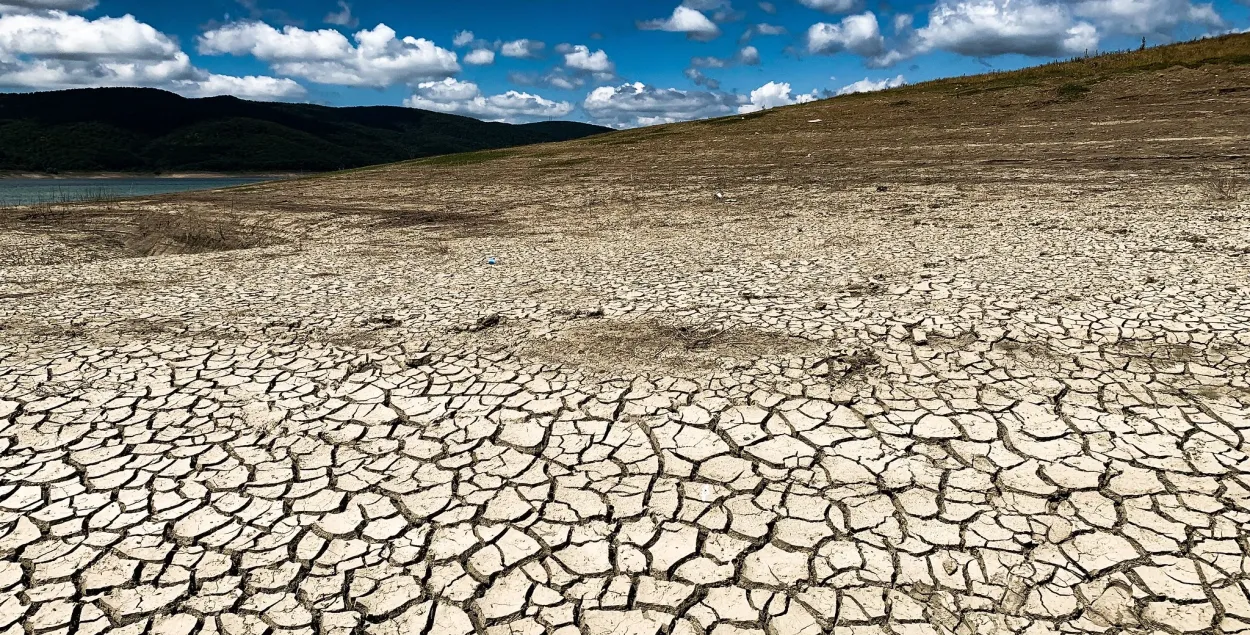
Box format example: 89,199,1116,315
1,47,1250,635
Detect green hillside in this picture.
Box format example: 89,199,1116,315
0,88,610,173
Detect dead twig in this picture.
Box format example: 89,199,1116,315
1203,171,1243,201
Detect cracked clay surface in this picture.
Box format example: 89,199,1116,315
2,64,1250,635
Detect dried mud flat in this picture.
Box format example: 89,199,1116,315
2,56,1250,635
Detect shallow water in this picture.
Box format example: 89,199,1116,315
0,177,271,207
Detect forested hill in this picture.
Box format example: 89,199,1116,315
0,88,610,173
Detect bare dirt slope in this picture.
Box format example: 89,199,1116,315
1,35,1249,635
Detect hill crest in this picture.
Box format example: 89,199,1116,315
0,88,609,174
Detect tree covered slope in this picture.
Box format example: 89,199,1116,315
0,88,610,173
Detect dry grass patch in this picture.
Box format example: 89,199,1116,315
415,148,520,167
126,210,276,256
1203,172,1244,201
367,207,504,232
526,317,825,375
0,203,282,260
917,32,1250,97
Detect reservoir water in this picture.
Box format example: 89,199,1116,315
0,177,272,207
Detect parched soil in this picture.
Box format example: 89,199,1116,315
1,44,1249,635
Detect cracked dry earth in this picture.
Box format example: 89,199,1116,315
3,69,1250,635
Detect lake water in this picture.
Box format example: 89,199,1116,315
0,177,273,207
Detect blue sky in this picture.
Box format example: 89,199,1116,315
0,0,1246,127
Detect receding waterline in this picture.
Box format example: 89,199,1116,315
0,177,273,207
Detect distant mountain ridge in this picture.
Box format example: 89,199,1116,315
0,88,610,173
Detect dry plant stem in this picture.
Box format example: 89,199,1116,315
1204,172,1243,201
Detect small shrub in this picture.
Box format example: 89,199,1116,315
425,241,452,256
1057,82,1091,100
1203,172,1244,201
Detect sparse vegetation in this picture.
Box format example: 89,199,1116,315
816,349,880,380
425,241,453,256
541,157,595,168
665,319,737,352
702,110,771,126
1057,82,1092,101
5,33,1250,268
583,127,679,146
417,149,520,167
3,185,125,211
0,187,279,258
922,33,1250,98
1203,172,1244,201
127,210,274,256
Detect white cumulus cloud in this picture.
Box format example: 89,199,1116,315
740,22,786,43
807,12,883,55
561,44,614,73
500,38,545,58
691,45,761,68
405,77,573,122
0,0,96,13
807,11,904,65
323,1,357,28
914,0,1098,58
1071,0,1223,35
837,74,906,94
681,0,743,22
452,30,475,47
198,21,459,88
584,82,742,128
463,48,494,65
638,5,722,40
898,0,1223,61
0,10,303,100
182,73,306,99
799,0,859,13
687,45,759,87
684,67,720,89
739,80,818,113
198,21,350,61
0,11,181,59
410,76,479,101
509,68,586,90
